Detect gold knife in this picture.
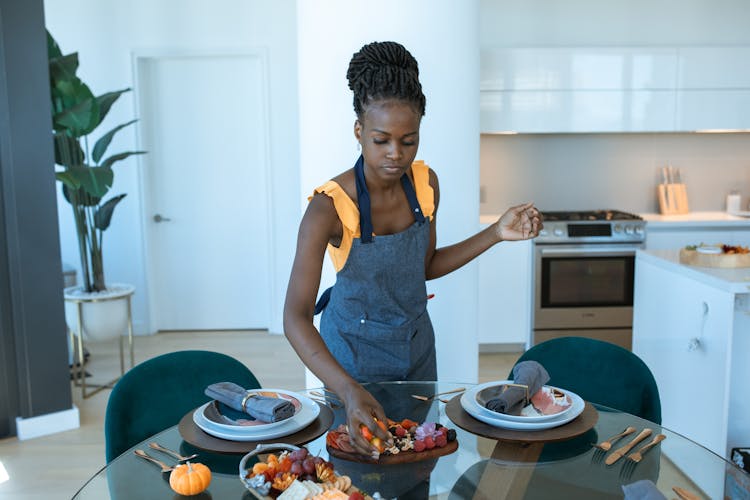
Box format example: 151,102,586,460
605,428,652,465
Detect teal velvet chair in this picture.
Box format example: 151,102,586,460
104,350,260,462
510,337,661,424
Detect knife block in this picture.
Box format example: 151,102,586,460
658,183,689,215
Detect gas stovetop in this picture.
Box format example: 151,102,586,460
537,209,646,244
541,210,643,222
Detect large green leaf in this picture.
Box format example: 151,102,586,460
53,96,100,137
46,31,63,59
51,77,93,115
92,119,138,163
94,194,127,231
53,132,84,167
64,164,114,198
100,151,146,170
95,89,131,126
62,184,101,207
55,171,80,190
48,53,79,83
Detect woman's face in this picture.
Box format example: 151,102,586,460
355,99,421,182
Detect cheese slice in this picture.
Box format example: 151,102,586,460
277,480,310,500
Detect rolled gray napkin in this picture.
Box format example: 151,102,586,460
622,480,667,500
485,360,550,415
204,382,295,423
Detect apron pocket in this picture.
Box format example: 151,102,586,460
346,317,413,381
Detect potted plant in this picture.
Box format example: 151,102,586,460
48,30,145,341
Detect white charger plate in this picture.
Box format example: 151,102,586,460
460,385,585,431
193,390,320,441
202,389,307,431
470,380,575,423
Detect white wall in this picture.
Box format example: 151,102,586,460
297,1,481,383
44,0,299,335
478,0,750,216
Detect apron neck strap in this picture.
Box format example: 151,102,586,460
354,155,425,244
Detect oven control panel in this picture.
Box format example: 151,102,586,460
536,221,646,244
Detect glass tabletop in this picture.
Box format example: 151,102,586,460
73,381,750,499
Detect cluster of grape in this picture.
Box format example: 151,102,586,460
249,447,335,489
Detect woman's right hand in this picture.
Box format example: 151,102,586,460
340,383,393,457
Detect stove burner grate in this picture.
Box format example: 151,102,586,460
540,210,642,222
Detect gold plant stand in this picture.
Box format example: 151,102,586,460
66,290,135,399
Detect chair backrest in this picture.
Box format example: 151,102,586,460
510,337,661,424
104,350,260,462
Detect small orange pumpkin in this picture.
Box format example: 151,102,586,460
169,462,211,496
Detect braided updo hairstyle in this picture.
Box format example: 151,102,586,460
346,41,426,119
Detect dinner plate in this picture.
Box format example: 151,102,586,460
193,390,320,441
471,380,575,423
202,389,305,431
460,385,585,431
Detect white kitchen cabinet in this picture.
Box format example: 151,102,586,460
480,47,677,133
480,89,676,133
676,89,750,131
477,232,532,349
481,46,750,133
677,47,750,89
673,47,750,131
633,250,750,496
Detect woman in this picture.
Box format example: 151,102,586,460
283,41,542,456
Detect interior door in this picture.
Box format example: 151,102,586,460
138,53,270,330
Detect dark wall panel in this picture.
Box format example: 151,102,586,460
0,0,73,437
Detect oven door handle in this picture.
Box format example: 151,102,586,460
538,247,640,258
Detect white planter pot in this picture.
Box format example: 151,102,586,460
64,283,135,341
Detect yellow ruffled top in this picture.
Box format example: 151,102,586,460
310,161,435,272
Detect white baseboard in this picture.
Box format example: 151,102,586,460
15,405,80,440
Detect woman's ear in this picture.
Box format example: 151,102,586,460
354,119,362,142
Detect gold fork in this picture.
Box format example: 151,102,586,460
620,434,666,479
628,433,666,463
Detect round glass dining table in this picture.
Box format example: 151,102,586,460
73,381,749,499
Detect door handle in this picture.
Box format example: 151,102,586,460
153,214,172,223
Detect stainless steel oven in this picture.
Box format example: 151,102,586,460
533,210,646,350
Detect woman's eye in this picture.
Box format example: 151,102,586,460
402,141,416,146
373,139,387,145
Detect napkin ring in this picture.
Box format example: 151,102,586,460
501,383,530,405
240,391,255,412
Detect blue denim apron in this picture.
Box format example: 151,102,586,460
316,155,436,383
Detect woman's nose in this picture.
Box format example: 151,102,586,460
386,142,403,160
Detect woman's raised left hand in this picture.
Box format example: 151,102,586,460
494,202,543,241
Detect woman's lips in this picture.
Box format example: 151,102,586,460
382,165,403,174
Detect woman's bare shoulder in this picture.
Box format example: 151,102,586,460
330,168,357,204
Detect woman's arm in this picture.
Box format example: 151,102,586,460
283,194,391,455
424,169,542,280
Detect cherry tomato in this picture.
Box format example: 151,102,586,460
359,424,373,441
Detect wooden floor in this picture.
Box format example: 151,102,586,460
0,330,519,500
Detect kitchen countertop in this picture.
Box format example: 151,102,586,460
480,211,750,228
637,248,750,294
638,211,750,228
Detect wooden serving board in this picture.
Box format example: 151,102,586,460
679,248,750,268
326,438,458,465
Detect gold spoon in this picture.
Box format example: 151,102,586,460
148,442,197,462
594,426,636,451
134,449,174,472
